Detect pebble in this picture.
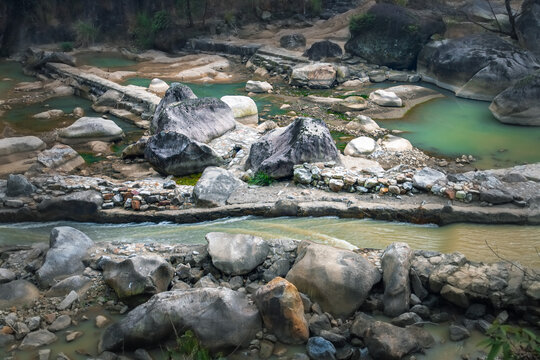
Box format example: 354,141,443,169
66,331,83,342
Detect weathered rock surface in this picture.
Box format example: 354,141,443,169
37,190,103,219
303,40,342,61
290,63,336,89
99,288,261,353
193,167,244,207
280,33,306,50
46,275,92,297
0,136,46,162
254,277,308,344
153,82,197,123
286,241,381,317
206,232,270,275
345,3,445,70
221,95,258,125
516,0,540,60
380,135,413,153
0,280,40,310
418,34,540,101
369,90,403,107
23,47,76,69
246,117,340,179
102,255,174,304
382,243,413,317
58,117,124,144
19,329,57,350
147,78,169,94
151,97,236,143
306,336,337,360
30,145,85,174
245,80,273,93
344,137,377,156
144,131,222,176
32,109,64,120
36,227,94,288
413,167,446,190
489,71,540,126
0,268,16,284
6,174,35,197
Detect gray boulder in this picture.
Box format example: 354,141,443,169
151,97,236,143
286,241,381,317
46,275,92,297
6,174,35,197
516,0,540,60
58,117,124,144
418,34,540,101
144,131,222,176
344,4,445,70
0,280,40,310
36,227,94,288
382,243,413,317
489,71,540,126
94,90,123,108
413,167,446,190
0,268,16,284
37,190,103,220
99,288,261,353
23,47,76,69
280,33,306,50
193,167,245,207
32,144,85,173
290,63,337,89
246,117,340,179
206,232,270,275
19,329,57,350
153,82,197,125
0,136,46,160
102,255,174,304
303,40,342,61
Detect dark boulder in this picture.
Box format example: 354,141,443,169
37,190,103,220
6,174,35,197
516,0,540,60
418,34,540,101
489,71,540,126
246,117,340,179
151,97,236,144
23,47,76,69
344,4,445,70
152,82,197,125
0,280,40,310
280,33,306,50
144,131,222,176
306,337,336,360
303,40,342,61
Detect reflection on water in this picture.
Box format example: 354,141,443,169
1,217,538,268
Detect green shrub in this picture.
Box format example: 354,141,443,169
152,10,171,33
75,20,99,47
174,173,202,186
309,0,322,16
134,10,172,49
248,171,274,186
479,321,540,360
59,42,73,52
168,330,225,360
349,13,376,35
224,11,236,26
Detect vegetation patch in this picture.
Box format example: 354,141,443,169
248,171,274,186
479,321,540,360
350,13,376,35
168,330,225,360
174,173,202,186
74,21,99,47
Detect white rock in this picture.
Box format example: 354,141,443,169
32,109,64,120
245,80,273,93
290,63,336,89
221,96,259,126
344,136,377,156
148,78,169,94
58,117,124,144
369,89,403,107
0,136,46,157
380,135,412,152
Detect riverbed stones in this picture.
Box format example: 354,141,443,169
280,33,306,50
37,190,103,220
413,167,446,190
193,167,244,207
286,241,381,317
99,288,261,353
306,336,336,360
36,227,95,288
32,109,64,120
440,284,470,308
369,90,403,107
221,95,258,125
0,268,16,284
0,136,46,163
46,275,92,297
303,40,342,61
144,131,222,176
489,71,540,126
102,255,174,304
48,315,71,332
344,136,376,156
58,117,124,144
206,232,270,275
245,80,273,93
33,145,85,173
382,243,413,317
344,3,445,70
148,78,169,94
151,97,236,143
19,329,57,350
380,135,413,153
6,174,35,196
290,63,337,89
246,117,340,179
418,33,540,101
0,280,40,310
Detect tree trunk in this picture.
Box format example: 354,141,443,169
505,0,519,40
186,0,193,27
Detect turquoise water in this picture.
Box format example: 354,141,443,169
75,52,138,69
1,217,538,268
0,59,35,98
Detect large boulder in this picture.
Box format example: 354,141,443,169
31,144,85,173
6,174,35,197
280,33,306,50
192,167,245,207
151,97,236,143
206,232,270,275
286,241,381,318
153,82,197,124
37,190,103,220
0,280,40,310
418,34,540,101
58,117,124,144
516,0,540,60
303,40,343,61
382,243,413,317
0,136,46,164
220,95,258,126
246,117,340,179
369,90,403,107
94,90,123,108
245,80,273,93
290,63,337,89
36,227,95,288
102,255,174,304
344,137,377,156
413,167,446,190
99,288,261,353
351,314,434,360
489,71,540,126
380,135,413,153
19,330,58,350
148,78,169,94
344,4,445,70
144,131,222,176
254,277,308,344
23,47,76,69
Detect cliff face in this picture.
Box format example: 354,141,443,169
0,0,360,55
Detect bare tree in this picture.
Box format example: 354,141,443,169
465,0,522,40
